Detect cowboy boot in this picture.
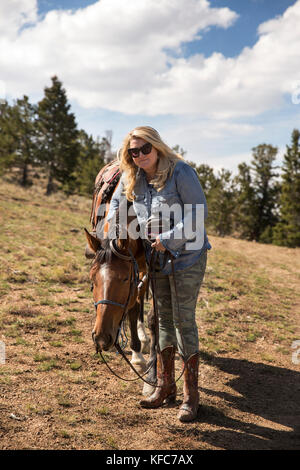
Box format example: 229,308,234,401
177,353,199,422
140,345,176,408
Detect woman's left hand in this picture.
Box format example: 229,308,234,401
151,236,166,252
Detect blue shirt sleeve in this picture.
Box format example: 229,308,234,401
175,163,208,217
159,162,208,254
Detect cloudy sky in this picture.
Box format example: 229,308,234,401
1,0,300,172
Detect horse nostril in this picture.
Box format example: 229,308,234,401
92,331,114,352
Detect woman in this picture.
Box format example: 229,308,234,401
107,126,211,422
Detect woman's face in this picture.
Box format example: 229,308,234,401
129,137,159,176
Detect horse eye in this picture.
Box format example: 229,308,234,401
123,278,129,282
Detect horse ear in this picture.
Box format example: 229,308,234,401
84,228,102,254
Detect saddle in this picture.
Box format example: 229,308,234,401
85,159,121,259
90,159,121,233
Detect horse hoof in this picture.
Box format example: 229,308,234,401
142,382,156,397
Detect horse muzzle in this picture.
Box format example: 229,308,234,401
92,330,114,352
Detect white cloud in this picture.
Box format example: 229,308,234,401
1,0,299,167
0,0,37,40
138,1,300,118
0,0,238,106
12,2,300,118
159,119,263,172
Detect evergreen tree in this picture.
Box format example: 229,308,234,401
12,96,38,186
233,162,257,240
188,162,232,235
37,76,79,195
250,144,280,243
73,130,106,196
207,168,236,236
190,162,217,194
0,101,18,175
273,129,300,247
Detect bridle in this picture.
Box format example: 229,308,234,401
93,239,139,347
94,240,139,312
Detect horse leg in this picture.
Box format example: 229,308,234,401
137,319,150,353
142,305,157,396
128,303,147,374
137,296,150,353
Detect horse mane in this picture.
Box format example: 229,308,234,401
90,239,113,281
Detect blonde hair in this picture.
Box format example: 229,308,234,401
119,126,184,201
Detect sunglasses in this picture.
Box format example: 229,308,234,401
128,142,152,158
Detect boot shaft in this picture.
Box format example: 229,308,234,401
183,352,199,392
178,352,199,422
157,345,176,383
140,345,176,408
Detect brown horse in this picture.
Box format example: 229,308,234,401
85,163,157,386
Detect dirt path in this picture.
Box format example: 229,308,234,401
0,181,299,450
0,297,299,450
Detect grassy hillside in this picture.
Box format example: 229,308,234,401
0,177,299,450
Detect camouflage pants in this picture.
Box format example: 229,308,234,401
152,251,207,359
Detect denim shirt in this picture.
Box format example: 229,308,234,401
107,160,211,274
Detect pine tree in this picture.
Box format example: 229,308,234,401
250,144,280,243
37,76,79,195
273,129,300,247
192,163,217,194
0,101,18,175
188,162,233,236
12,96,38,186
73,130,106,196
208,168,236,236
233,162,257,240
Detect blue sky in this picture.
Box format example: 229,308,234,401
187,1,298,57
1,0,300,173
37,0,295,58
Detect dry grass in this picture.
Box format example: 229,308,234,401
0,177,299,450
